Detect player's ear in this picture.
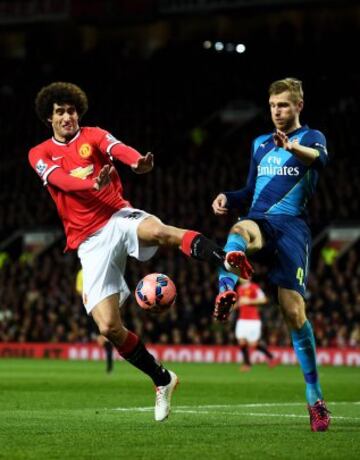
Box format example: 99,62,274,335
298,99,304,112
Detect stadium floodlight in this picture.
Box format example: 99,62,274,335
236,43,246,53
214,41,224,51
203,40,212,49
225,43,235,52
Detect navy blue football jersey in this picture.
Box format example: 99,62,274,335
224,125,328,217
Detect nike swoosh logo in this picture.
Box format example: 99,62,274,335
52,156,63,161
212,251,223,260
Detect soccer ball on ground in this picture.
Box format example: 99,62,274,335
135,273,176,313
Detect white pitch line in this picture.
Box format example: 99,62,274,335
174,410,360,421
113,401,360,412
112,405,360,421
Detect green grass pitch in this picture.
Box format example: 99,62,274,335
0,359,360,459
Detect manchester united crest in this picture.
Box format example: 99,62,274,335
79,143,92,158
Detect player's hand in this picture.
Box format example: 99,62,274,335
273,129,298,151
132,152,154,174
212,193,228,215
93,165,115,191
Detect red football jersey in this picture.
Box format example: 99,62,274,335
29,127,133,251
236,282,265,320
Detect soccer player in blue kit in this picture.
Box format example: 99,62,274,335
212,78,330,431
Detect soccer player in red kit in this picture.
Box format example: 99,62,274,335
29,82,245,422
234,279,277,371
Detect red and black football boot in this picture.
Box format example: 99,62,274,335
224,251,254,279
213,290,237,322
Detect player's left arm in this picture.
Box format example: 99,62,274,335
274,129,329,168
94,127,153,174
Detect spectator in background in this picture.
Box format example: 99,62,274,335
234,278,278,371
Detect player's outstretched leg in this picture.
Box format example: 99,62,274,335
180,230,253,276
137,218,251,278
214,233,254,321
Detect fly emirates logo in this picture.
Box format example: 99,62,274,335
258,155,300,177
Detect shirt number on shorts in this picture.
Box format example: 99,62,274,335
296,267,304,286
124,211,142,220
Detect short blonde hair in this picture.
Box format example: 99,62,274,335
269,78,304,103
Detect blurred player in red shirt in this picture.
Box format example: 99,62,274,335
235,279,278,371
29,82,244,422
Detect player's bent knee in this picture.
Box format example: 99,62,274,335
279,291,304,328
231,224,249,240
231,220,263,251
282,305,306,329
98,322,125,341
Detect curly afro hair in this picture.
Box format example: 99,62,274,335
35,82,88,126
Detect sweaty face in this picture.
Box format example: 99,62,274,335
269,91,303,133
48,103,80,142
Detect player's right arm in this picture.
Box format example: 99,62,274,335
93,127,153,174
212,141,258,214
28,147,111,192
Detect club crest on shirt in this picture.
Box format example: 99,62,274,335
70,164,94,179
79,143,92,158
106,133,118,142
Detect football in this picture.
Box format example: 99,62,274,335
135,273,176,313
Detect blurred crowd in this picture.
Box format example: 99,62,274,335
0,10,360,347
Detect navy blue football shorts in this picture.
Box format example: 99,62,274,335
242,215,311,297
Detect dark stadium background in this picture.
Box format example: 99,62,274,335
0,0,359,355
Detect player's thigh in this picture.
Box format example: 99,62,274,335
78,229,130,313
269,218,311,299
231,219,265,253
91,293,125,332
278,287,307,329
101,208,158,261
137,215,185,246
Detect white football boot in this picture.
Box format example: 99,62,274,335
154,370,179,421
